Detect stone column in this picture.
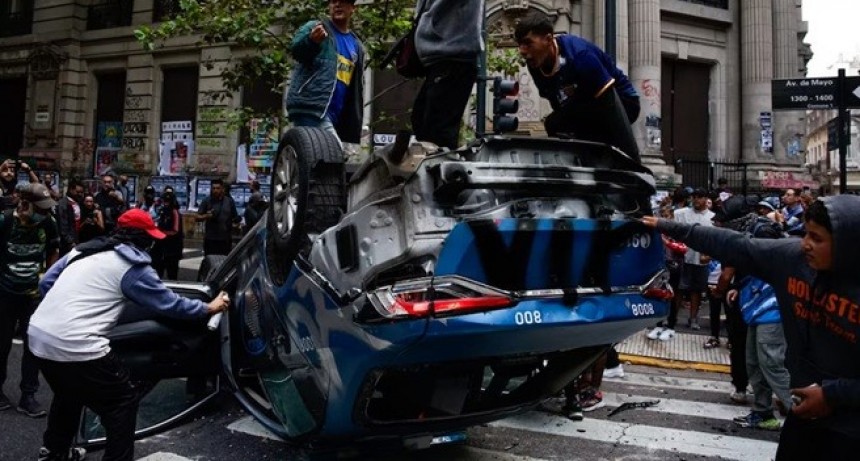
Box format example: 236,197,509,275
741,0,774,163
616,0,629,72
772,0,802,163
628,0,663,163
594,0,605,49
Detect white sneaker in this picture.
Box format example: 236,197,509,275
658,328,676,341
646,327,664,340
604,365,624,378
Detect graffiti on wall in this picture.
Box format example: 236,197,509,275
640,79,661,110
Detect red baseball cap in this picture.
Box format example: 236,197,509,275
117,209,166,239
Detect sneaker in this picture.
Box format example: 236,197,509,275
604,364,625,378
703,337,720,349
729,391,749,404
658,328,676,341
38,446,87,461
578,388,606,412
562,401,584,421
0,391,10,411
733,412,781,431
17,393,47,418
646,326,664,340
690,321,701,331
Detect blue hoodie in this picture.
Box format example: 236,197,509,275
657,195,860,438
28,243,209,362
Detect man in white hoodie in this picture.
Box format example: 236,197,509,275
28,209,230,461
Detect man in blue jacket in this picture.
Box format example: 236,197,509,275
642,195,860,459
286,0,365,146
28,209,230,461
515,13,641,162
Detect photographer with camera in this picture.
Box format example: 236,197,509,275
195,179,239,256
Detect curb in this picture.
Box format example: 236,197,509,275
619,353,731,374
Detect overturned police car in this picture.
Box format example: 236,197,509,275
80,127,671,449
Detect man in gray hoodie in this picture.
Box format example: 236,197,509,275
29,209,230,461
411,0,484,150
642,195,860,459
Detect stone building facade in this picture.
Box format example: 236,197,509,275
0,0,812,194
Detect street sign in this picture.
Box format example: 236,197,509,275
842,76,860,108
772,76,860,110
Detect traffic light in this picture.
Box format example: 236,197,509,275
493,77,519,134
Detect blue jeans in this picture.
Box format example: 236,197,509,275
290,114,343,148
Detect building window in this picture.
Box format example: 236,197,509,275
93,72,126,175
87,0,134,31
161,66,199,136
0,0,34,37
679,0,728,9
153,0,181,22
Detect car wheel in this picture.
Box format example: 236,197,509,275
198,254,228,283
266,127,345,285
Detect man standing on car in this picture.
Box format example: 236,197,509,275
410,0,484,150
286,0,364,147
514,13,641,162
28,209,230,461
0,183,59,418
195,179,240,256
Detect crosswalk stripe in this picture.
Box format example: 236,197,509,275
137,453,193,461
226,416,549,460
227,415,283,442
492,411,778,461
604,371,735,393
600,391,756,422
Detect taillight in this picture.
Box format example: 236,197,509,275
367,276,516,320
642,270,674,300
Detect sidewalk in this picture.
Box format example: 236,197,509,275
617,329,731,374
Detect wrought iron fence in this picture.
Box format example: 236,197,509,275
674,159,749,195
87,0,133,31
0,6,33,37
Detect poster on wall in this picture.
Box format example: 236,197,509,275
95,147,120,176
97,121,123,149
237,118,278,183
230,183,252,218
158,140,195,175
188,177,212,212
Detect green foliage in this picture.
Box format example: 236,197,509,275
136,0,414,128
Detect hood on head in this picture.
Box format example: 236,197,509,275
820,195,860,274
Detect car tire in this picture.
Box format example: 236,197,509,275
198,254,229,283
266,127,345,284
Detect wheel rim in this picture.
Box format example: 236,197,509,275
272,145,299,237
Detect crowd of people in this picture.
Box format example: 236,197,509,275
642,182,860,458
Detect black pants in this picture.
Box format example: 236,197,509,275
544,89,641,162
203,239,231,257
411,60,478,150
775,413,859,460
725,298,749,393
707,292,724,338
154,257,180,280
0,291,40,395
38,353,139,461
